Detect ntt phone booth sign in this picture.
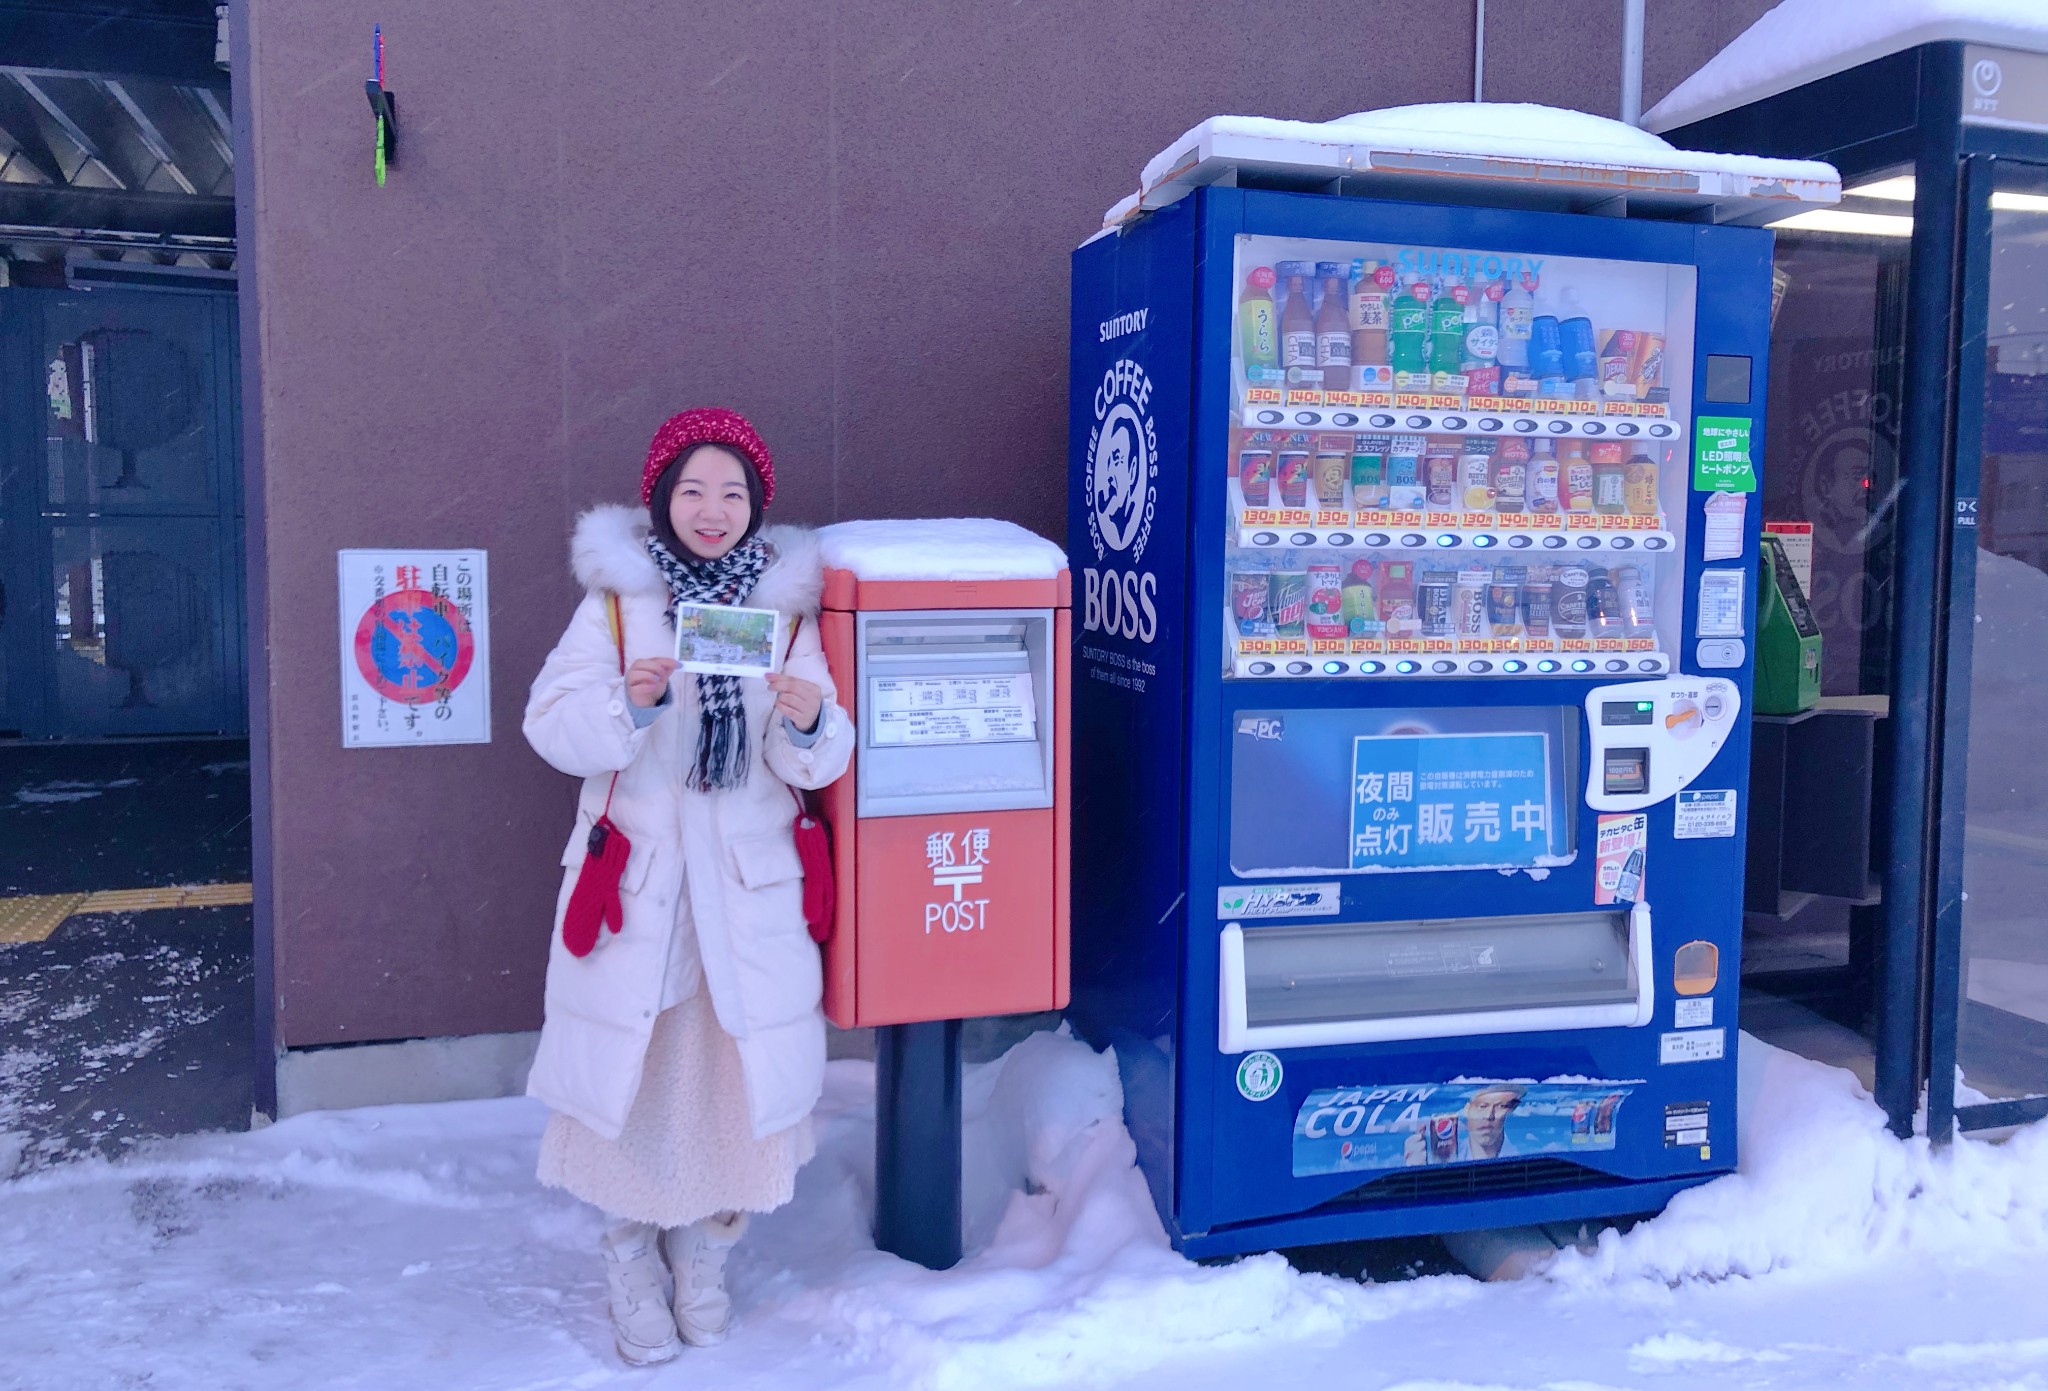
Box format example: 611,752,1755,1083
814,522,1072,1028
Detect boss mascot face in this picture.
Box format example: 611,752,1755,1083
1092,415,1143,552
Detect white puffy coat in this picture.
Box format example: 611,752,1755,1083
523,506,853,1142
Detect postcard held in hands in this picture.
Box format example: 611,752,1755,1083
672,602,784,678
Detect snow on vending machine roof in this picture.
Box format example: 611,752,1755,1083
1102,102,1842,235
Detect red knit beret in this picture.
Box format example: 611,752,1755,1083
640,407,775,509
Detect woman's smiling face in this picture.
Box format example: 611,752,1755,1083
666,445,753,560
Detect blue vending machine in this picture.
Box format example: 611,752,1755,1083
1069,178,1776,1257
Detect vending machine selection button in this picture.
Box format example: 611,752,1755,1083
1537,659,1562,672
1249,662,1275,675
1322,661,1347,675
1478,417,1504,431
1638,658,1663,672
1363,533,1390,547
1370,414,1396,428
1615,422,1640,436
1290,532,1316,546
1327,533,1354,546
1431,660,1457,674
1442,416,1468,430
1649,423,1675,437
1401,534,1426,547
1406,415,1431,429
1542,535,1568,549
1502,659,1526,673
1513,418,1538,433
1469,659,1493,673
1605,659,1630,672
1571,659,1595,672
1332,412,1359,426
1577,536,1602,549
1395,660,1421,674
1359,660,1385,674
1434,534,1460,548
1583,421,1606,434
1507,535,1533,548
1252,531,1279,546
1612,536,1634,549
1548,420,1572,433
1643,536,1668,550
1256,410,1284,424
1285,661,1313,675
1473,534,1497,548
1295,411,1319,425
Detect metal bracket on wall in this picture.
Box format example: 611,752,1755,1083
366,24,396,185
365,81,397,178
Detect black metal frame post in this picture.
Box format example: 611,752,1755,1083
874,1019,964,1269
1871,52,1967,1138
1923,153,1996,1143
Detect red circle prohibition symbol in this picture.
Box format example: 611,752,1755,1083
353,588,476,705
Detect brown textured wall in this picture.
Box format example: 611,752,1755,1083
241,0,1757,1045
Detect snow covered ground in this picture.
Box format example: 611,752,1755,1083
1,1029,2044,1391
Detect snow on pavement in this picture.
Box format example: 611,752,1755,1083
0,1030,2043,1391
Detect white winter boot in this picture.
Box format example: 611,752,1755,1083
660,1210,749,1346
599,1220,683,1366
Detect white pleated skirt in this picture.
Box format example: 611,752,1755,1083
536,989,816,1229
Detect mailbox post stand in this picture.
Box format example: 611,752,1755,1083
813,521,1073,1272
873,1019,963,1269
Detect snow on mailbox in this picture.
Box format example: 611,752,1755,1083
816,519,1071,1026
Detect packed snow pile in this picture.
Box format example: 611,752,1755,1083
1552,1039,2048,1287
771,1032,1372,1389
1,1027,2044,1390
1646,0,2048,132
819,518,1066,583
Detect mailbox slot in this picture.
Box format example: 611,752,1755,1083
855,606,1055,818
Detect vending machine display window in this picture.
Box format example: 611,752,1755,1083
1228,704,1580,876
1225,233,1697,680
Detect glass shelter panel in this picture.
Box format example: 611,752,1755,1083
1738,195,1911,1093
1224,234,1694,681
1958,164,2048,1109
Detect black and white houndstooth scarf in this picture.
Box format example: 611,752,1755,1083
645,534,771,792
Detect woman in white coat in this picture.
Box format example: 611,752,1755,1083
523,407,853,1366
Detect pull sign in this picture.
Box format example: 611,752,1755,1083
1957,496,1980,529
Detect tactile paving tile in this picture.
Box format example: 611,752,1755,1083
178,883,255,908
0,894,89,945
0,883,254,944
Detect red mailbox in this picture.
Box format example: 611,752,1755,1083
814,521,1071,1027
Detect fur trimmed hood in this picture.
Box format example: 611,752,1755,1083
569,504,824,618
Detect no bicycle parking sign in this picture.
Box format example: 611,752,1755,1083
338,549,491,748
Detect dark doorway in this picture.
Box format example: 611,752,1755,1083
0,285,244,740
0,283,252,1175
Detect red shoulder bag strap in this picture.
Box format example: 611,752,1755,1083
781,615,837,941
603,592,626,814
